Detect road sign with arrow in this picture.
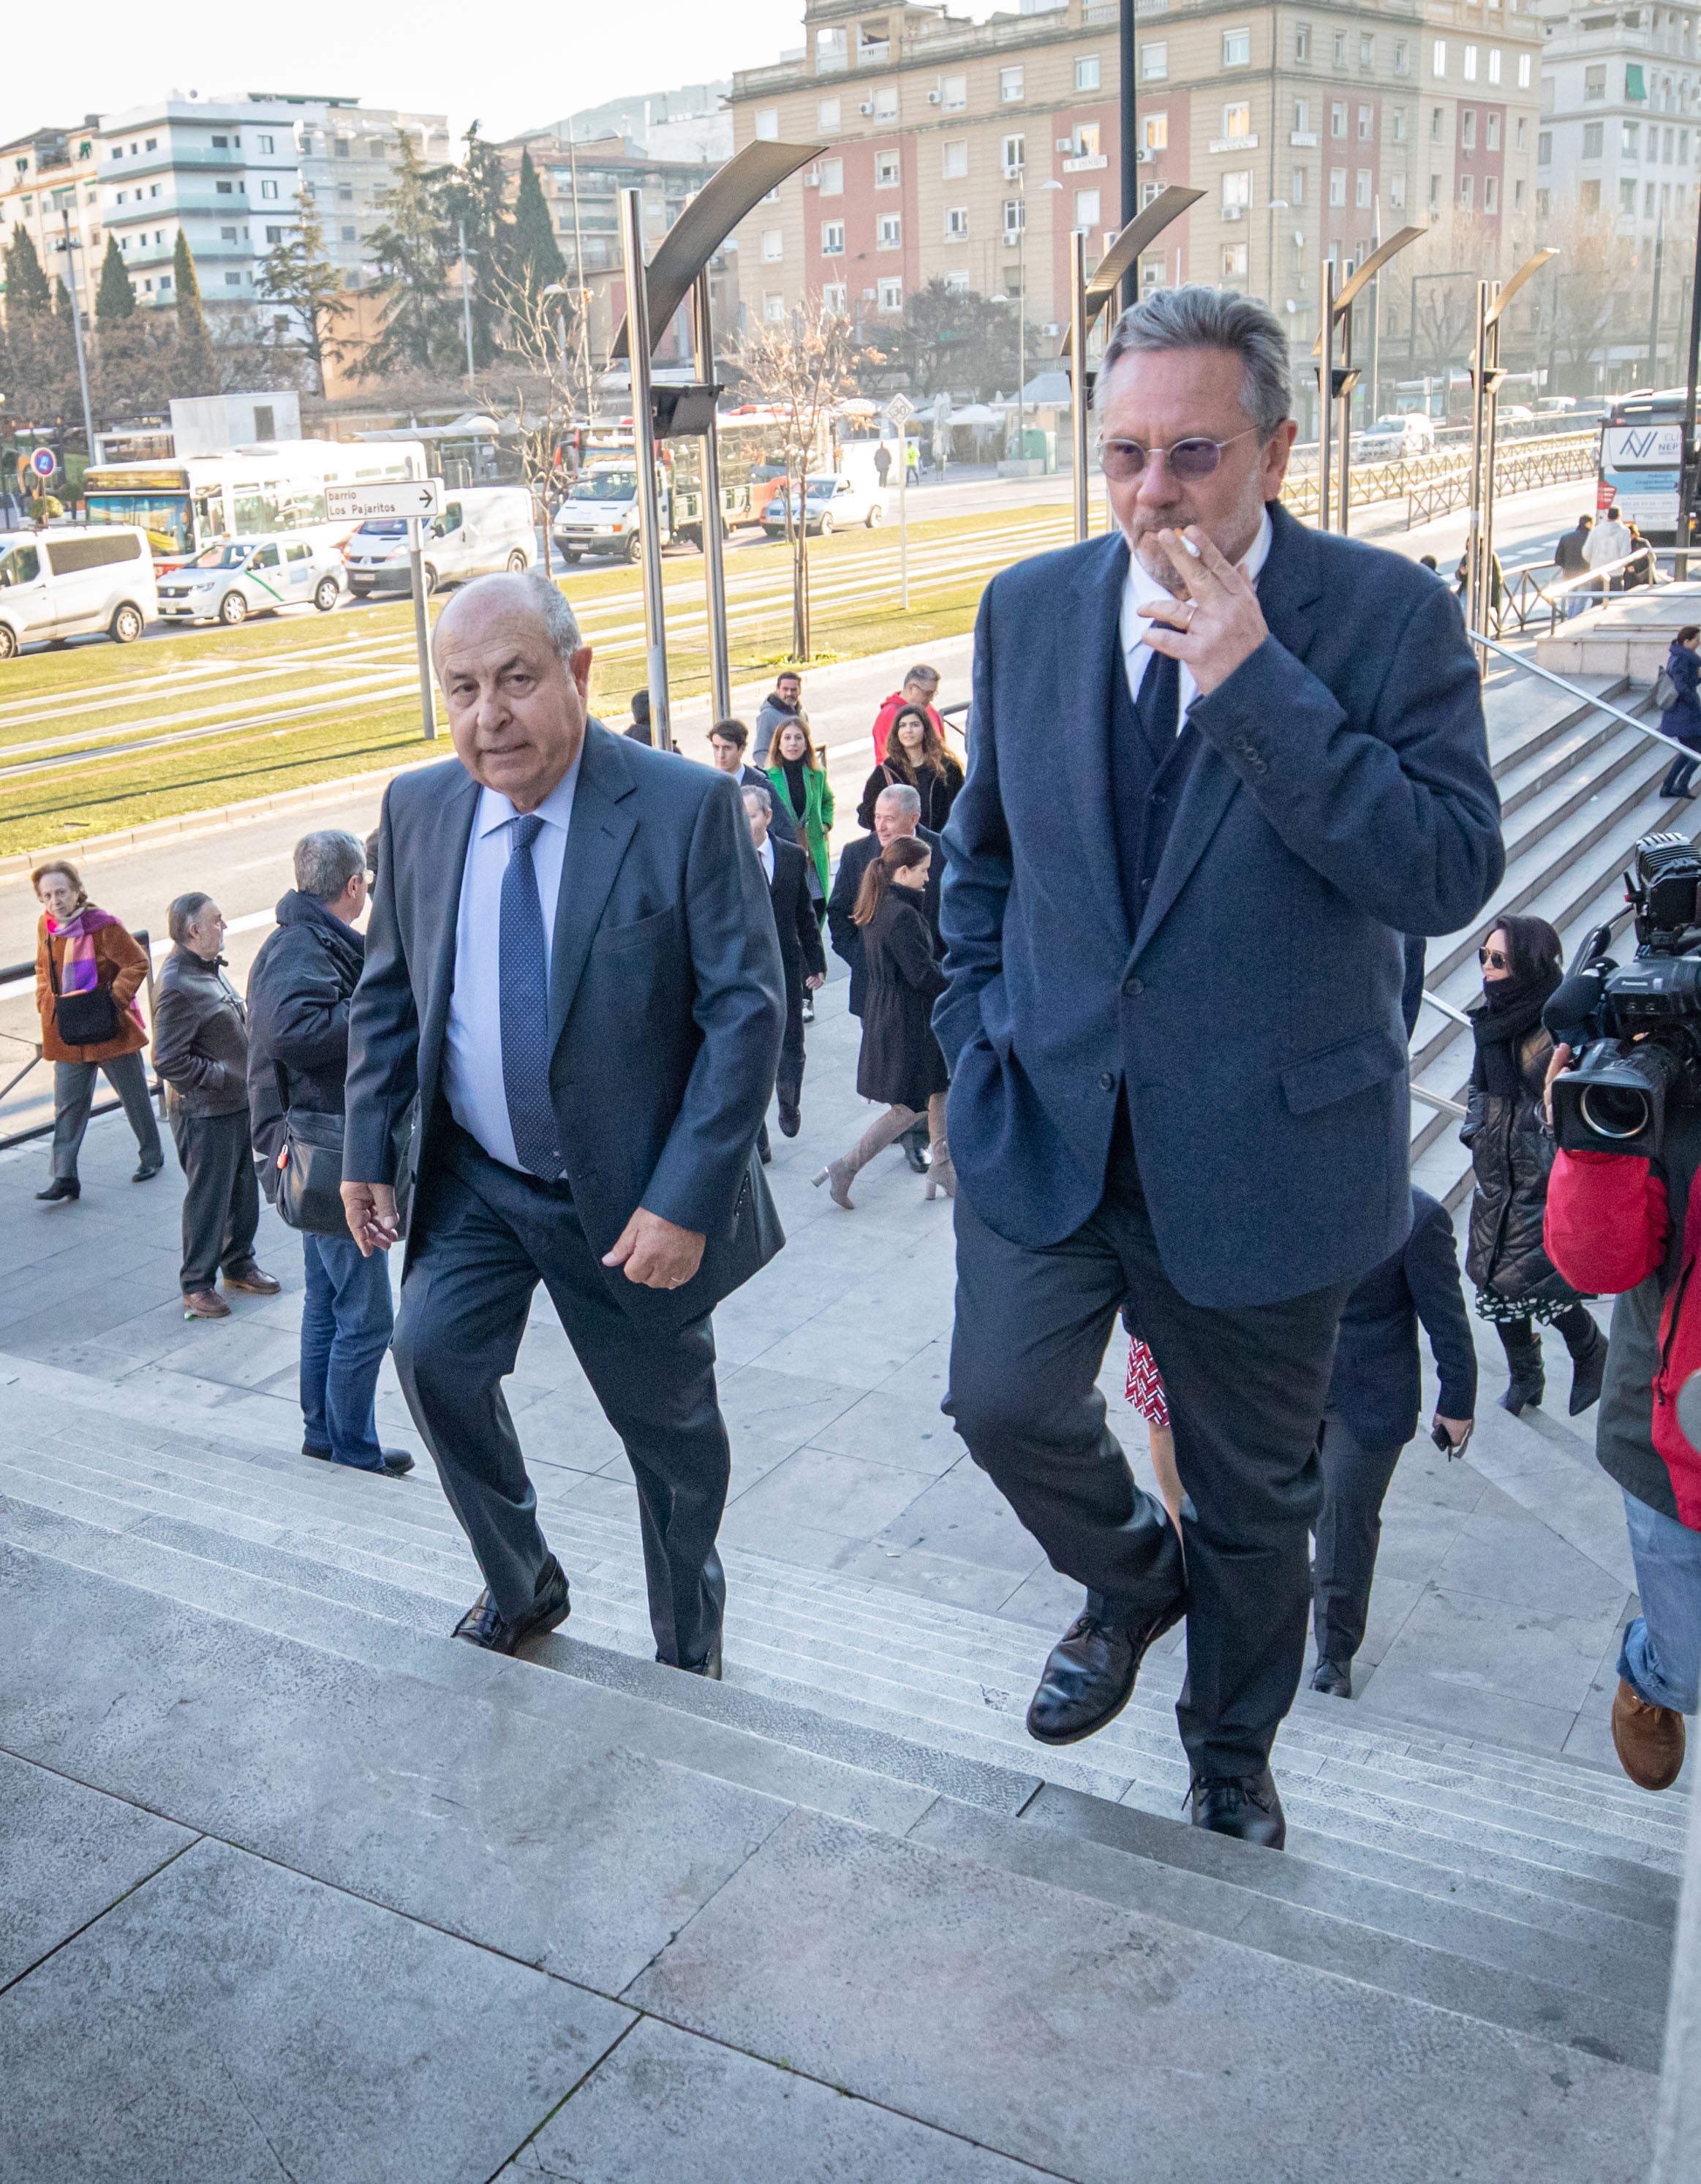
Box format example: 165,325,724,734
324,480,443,522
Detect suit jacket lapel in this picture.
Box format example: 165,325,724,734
1131,503,1324,962
548,720,638,1050
1068,530,1135,953
415,767,480,1102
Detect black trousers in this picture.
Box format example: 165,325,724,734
170,1108,259,1294
946,1113,1354,1777
1310,1415,1403,1667
391,1128,729,1667
776,992,806,1119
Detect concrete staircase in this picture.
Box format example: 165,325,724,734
1409,660,1697,1208
0,1347,1679,2179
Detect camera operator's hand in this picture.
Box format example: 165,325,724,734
1542,1041,1574,1129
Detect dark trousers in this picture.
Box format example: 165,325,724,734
391,1128,729,1666
776,993,806,1119
1311,1415,1403,1667
170,1108,259,1294
1662,751,1700,797
946,1112,1353,1777
51,1050,162,1180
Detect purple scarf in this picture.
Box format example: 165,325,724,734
47,906,144,1033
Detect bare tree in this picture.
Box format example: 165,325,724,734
1533,201,1651,398
732,301,879,659
481,265,581,574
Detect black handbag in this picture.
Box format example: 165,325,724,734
47,946,118,1047
275,1107,350,1235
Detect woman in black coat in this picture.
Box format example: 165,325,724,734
1461,914,1605,1416
855,704,964,833
1658,625,1701,799
813,837,951,1210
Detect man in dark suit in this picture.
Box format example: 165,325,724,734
709,718,796,846
742,783,825,1139
1311,1186,1476,1701
937,287,1502,1845
829,784,941,1175
342,573,785,1672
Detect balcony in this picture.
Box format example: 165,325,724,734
1291,129,1319,145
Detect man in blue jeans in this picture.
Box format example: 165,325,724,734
246,832,413,1477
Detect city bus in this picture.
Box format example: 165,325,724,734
554,408,834,562
1599,390,1688,541
81,439,429,571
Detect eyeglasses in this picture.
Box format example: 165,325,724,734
1098,428,1259,483
1478,947,1509,969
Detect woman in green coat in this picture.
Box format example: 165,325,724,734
767,716,834,926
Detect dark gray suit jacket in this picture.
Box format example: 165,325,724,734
344,720,787,1319
937,500,1504,1308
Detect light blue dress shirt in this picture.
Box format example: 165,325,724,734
442,758,581,1173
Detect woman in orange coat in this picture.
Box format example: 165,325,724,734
32,859,162,1203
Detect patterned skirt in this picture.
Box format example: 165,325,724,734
1125,1339,1170,1428
1474,1283,1585,1328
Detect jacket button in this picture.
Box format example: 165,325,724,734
1125,977,1144,996
1099,1072,1115,1091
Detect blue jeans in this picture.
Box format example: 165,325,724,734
300,1230,395,1471
1619,1488,1701,1714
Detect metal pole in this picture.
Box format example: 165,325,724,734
1368,196,1382,429
1336,276,1354,538
1466,279,1492,664
899,423,910,611
1016,168,1027,467
1482,282,1504,648
692,267,732,723
1120,0,1139,312
459,218,476,386
1651,208,1666,388
1318,258,1335,532
407,516,437,739
567,121,594,423
621,187,671,751
1070,227,1090,543
59,211,94,464
1678,204,1701,578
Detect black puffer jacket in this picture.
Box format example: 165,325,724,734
1460,1014,1579,1306
245,889,366,1176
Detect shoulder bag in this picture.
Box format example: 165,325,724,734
47,945,118,1047
275,1107,351,1235
1654,666,1681,712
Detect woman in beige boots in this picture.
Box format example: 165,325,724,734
814,837,954,1208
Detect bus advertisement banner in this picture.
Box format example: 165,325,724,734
1600,423,1683,533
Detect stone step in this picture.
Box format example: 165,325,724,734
0,1515,1670,2072
1,1535,1662,2177
1,1421,1675,1859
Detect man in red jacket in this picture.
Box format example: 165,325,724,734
872,664,945,761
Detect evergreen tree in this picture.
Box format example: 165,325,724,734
172,230,218,394
438,121,514,369
95,237,135,323
4,226,53,316
511,149,565,306
361,130,456,378
254,195,349,394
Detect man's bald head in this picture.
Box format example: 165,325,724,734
434,573,593,813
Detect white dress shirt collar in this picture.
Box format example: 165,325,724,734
471,755,581,846
757,831,775,882
1118,507,1274,719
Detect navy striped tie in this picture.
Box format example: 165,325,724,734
499,813,559,1177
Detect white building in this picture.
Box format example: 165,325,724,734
1536,0,1701,238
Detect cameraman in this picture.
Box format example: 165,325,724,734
1545,1049,1701,1793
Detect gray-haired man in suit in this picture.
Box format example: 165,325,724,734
342,573,785,1671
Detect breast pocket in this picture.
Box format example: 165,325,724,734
592,903,681,956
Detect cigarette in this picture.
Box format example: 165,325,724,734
1179,534,1202,557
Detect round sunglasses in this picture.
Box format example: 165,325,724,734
1098,427,1258,483
1478,946,1509,969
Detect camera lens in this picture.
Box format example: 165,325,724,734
1579,1082,1654,1140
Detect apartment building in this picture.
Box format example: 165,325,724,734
494,129,732,364
1535,0,1700,238
0,123,102,323
729,0,1543,368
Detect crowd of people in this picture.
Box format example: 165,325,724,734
20,282,1701,1839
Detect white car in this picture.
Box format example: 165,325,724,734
0,526,158,658
156,535,345,625
345,486,536,595
1354,415,1436,460
762,473,887,538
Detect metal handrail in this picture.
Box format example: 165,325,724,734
1419,988,1474,1028
0,925,162,1153
1411,1083,1468,1118
1476,634,1691,756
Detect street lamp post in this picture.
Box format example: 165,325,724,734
457,218,476,388
1314,224,1425,532
620,187,672,751
57,210,94,465
1120,0,1139,312
691,266,733,723
1466,249,1559,662
1069,230,1090,540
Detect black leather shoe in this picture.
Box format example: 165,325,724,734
451,1554,570,1654
899,1127,929,1175
1026,1597,1185,1746
1310,1657,1352,1698
777,1103,801,1138
132,1161,162,1182
35,1177,79,1202
676,1633,723,1679
305,1442,415,1475
1190,1768,1286,1850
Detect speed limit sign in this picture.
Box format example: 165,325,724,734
29,448,57,479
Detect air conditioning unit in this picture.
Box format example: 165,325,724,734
1003,160,1025,178
927,89,942,104
1055,136,1073,151
1222,204,1245,219
859,101,875,115
1042,322,1062,336
804,170,820,187
1135,147,1154,162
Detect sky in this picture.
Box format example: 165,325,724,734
0,0,810,151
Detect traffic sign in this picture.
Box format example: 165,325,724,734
29,448,57,478
886,394,915,429
323,479,442,522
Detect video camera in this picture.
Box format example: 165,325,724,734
1546,834,1701,1159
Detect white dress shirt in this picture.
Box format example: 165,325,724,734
755,831,775,884
442,759,581,1173
1117,508,1273,722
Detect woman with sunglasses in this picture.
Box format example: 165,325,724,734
1462,915,1607,1417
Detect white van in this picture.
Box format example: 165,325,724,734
155,534,347,625
344,486,537,596
0,527,158,659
